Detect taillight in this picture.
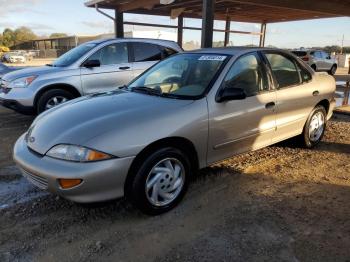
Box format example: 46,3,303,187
302,57,309,62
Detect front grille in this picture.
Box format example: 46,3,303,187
21,169,49,190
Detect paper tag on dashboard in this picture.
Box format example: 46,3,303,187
198,55,227,61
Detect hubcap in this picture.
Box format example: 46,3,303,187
308,111,325,142
145,158,185,207
45,96,69,110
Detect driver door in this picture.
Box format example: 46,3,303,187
207,52,277,164
80,42,133,94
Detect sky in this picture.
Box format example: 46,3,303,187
0,0,349,49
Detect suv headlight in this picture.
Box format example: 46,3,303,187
46,144,113,162
8,75,37,88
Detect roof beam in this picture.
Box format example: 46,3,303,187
227,0,350,16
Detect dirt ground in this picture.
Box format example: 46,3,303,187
0,106,349,262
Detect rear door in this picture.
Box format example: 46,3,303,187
80,42,133,94
207,52,277,164
130,42,164,78
263,52,317,143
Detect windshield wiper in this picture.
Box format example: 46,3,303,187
131,86,163,96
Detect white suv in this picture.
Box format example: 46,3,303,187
292,49,337,75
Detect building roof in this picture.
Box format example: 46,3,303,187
85,0,350,23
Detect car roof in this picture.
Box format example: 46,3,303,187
190,47,287,56
85,38,182,51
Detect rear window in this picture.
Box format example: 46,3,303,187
292,51,307,57
132,43,162,62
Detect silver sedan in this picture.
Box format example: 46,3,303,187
14,48,336,215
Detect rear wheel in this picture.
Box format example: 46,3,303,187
328,64,337,75
126,147,190,215
299,105,326,148
311,64,317,71
37,89,74,114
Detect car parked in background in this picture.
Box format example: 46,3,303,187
292,49,337,75
14,48,336,215
2,52,27,64
0,38,182,114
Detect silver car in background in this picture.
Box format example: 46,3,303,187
14,48,336,215
0,38,182,114
292,49,337,75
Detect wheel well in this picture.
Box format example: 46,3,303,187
34,84,81,107
124,137,199,192
316,99,330,114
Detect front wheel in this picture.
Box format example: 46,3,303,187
300,106,326,148
127,148,190,215
37,89,74,114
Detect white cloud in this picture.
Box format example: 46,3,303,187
0,0,45,16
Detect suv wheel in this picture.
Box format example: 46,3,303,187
37,89,74,114
328,65,337,75
127,147,190,215
300,105,326,148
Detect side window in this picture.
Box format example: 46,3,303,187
132,43,162,62
162,47,178,59
265,53,300,88
296,63,312,83
222,53,268,97
88,43,128,65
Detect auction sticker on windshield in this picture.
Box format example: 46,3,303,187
198,55,227,61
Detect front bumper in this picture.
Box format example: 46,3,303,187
0,97,35,114
13,134,135,203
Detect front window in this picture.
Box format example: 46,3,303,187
52,43,97,67
128,53,228,99
222,53,268,97
87,43,128,65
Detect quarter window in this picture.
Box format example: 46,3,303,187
265,53,300,88
222,53,268,97
132,43,162,62
88,43,128,65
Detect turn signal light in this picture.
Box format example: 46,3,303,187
58,179,83,189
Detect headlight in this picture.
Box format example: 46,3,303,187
8,75,37,88
46,144,113,162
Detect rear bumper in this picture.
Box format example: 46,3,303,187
13,134,135,203
328,98,336,120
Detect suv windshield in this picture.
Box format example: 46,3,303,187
52,43,97,67
128,53,228,99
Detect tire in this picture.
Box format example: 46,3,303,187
37,89,74,114
311,64,317,71
328,65,337,75
126,147,190,215
299,105,327,148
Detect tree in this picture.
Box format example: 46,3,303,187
50,33,68,38
13,26,37,45
2,28,15,47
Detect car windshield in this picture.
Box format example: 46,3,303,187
128,53,228,99
52,43,97,67
292,51,307,57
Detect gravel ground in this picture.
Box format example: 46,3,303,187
0,106,349,262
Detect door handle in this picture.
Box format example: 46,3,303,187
119,66,130,70
265,102,276,110
313,90,320,96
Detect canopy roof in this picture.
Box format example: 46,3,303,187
85,0,350,23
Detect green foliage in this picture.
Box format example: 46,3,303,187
0,27,37,47
50,33,68,38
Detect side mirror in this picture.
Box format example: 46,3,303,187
84,59,101,68
217,87,247,102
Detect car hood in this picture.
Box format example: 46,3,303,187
26,90,194,155
2,66,62,81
